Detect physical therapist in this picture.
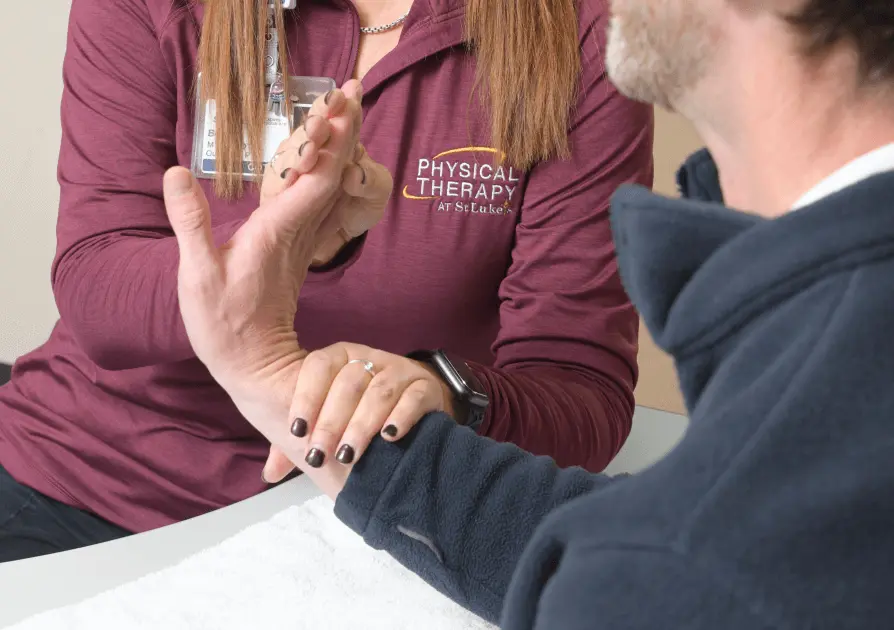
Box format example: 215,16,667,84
0,0,652,561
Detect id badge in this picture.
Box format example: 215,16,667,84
191,74,336,180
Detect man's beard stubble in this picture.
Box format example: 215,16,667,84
605,2,720,112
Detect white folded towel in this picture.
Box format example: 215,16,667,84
6,497,496,630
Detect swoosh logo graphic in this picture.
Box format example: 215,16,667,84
402,186,438,200
432,146,507,162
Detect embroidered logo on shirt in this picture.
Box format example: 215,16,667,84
402,147,522,215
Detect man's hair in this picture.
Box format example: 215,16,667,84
786,1,894,86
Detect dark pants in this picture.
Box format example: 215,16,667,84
0,464,131,563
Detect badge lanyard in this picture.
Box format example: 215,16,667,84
190,0,335,181
265,4,287,118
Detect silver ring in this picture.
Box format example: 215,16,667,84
269,148,296,175
347,359,376,377
269,149,286,173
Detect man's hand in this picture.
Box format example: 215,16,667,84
163,86,373,499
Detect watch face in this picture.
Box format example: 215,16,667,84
450,358,476,391
435,351,488,408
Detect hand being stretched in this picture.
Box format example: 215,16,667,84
163,83,393,498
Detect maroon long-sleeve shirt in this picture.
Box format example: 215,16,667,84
0,0,653,532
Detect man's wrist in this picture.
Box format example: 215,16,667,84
218,348,306,419
219,349,350,500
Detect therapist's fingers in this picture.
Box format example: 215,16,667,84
260,114,331,203
302,85,361,167
293,84,353,148
337,146,393,240
286,346,350,443
274,116,328,174
305,82,358,127
301,82,361,147
341,145,370,198
259,83,357,196
262,83,363,201
380,379,442,441
342,145,392,202
258,110,361,240
303,359,375,468
332,369,410,465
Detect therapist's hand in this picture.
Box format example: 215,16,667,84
261,343,455,483
260,80,391,266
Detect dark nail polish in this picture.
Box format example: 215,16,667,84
324,90,334,105
280,167,293,180
336,444,355,465
359,166,367,186
298,140,309,156
291,418,308,438
382,425,398,438
305,448,325,468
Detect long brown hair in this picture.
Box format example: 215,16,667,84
198,0,580,198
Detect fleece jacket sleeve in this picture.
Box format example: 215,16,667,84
333,412,615,623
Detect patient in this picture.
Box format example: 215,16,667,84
164,0,894,627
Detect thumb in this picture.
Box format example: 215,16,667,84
261,446,297,484
163,167,218,269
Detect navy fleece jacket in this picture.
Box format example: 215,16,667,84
334,151,894,629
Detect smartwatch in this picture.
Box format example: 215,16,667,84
408,349,489,431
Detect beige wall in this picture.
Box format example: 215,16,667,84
634,109,705,415
0,5,698,418
0,2,70,363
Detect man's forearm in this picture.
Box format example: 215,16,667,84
334,413,617,623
